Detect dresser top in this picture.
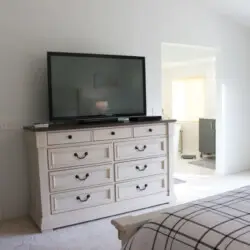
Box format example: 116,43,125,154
23,119,176,132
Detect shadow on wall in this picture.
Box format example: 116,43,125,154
0,57,48,220
0,131,28,219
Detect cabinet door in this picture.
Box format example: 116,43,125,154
199,119,216,154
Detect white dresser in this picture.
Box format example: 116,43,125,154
24,120,176,232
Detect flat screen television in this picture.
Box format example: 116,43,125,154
47,52,146,121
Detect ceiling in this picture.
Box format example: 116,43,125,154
201,0,250,27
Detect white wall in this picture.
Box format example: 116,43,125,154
0,0,250,220
162,60,216,119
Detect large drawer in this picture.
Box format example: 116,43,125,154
133,124,167,138
49,164,114,192
93,127,132,141
115,157,167,181
48,143,113,169
50,185,114,214
114,137,167,161
48,130,92,145
116,175,166,201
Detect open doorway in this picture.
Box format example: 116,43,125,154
162,43,217,184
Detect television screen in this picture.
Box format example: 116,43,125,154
48,52,146,121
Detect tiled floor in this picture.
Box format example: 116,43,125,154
1,160,250,250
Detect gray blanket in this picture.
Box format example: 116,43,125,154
123,186,250,250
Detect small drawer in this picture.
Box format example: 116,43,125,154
50,185,114,214
48,130,91,145
116,175,166,201
115,157,167,181
114,138,166,161
48,143,113,169
134,124,167,138
49,165,114,192
93,127,132,141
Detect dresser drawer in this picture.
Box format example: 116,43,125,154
93,127,132,141
115,157,167,181
47,130,92,145
114,138,166,161
48,143,113,169
49,165,114,192
51,185,114,214
116,175,166,201
134,124,167,138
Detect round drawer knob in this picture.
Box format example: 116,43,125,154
111,131,115,135
68,135,72,139
148,129,153,132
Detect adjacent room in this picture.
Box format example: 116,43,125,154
162,43,217,185
1,1,250,250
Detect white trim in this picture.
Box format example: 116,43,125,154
162,57,216,68
161,42,219,51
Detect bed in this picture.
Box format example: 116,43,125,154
112,186,250,250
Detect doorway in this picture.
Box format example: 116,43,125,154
161,43,217,183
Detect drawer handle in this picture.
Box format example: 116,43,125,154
75,173,90,181
136,184,148,191
111,131,115,135
76,194,91,202
68,135,72,139
135,145,147,152
135,165,148,171
74,152,88,159
148,128,153,132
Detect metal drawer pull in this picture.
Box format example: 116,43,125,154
76,194,91,202
68,135,72,139
136,184,148,191
135,145,147,151
111,131,115,135
148,128,153,132
75,173,90,181
135,165,148,171
74,152,88,159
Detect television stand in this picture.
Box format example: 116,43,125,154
24,119,176,231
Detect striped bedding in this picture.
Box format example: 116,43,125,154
123,186,250,250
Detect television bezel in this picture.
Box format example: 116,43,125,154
47,51,147,121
